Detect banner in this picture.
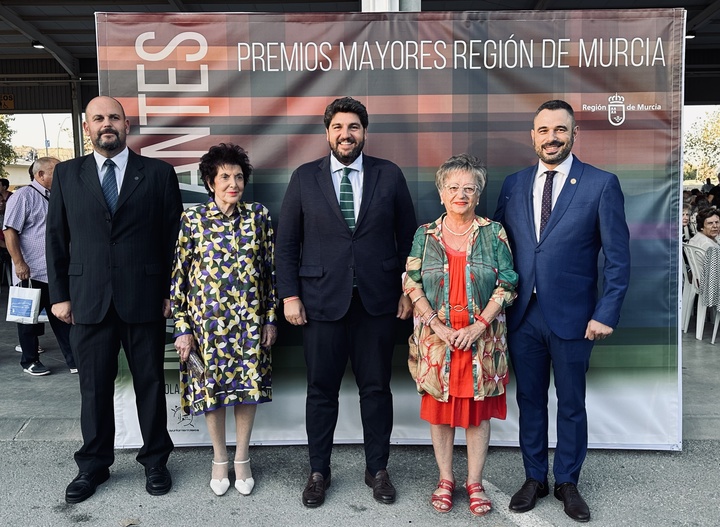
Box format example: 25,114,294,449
102,9,684,450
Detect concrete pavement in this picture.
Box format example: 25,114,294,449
1,287,718,526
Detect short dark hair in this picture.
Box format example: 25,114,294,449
697,207,720,232
323,97,369,129
28,162,35,181
0,178,9,188
534,99,576,127
199,143,252,197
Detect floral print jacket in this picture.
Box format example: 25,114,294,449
404,214,518,401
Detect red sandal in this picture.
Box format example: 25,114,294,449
466,482,492,516
430,479,455,513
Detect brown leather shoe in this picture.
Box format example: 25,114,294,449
554,482,591,522
302,471,331,508
365,468,396,504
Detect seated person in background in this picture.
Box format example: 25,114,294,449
690,197,711,238
683,204,693,243
689,208,720,253
708,186,720,206
701,178,714,194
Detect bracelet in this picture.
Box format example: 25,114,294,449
424,311,438,326
475,314,491,329
411,295,425,306
283,296,299,304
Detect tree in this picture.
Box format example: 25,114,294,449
0,115,18,176
684,109,720,181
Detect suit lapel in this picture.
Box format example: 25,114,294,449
79,155,108,211
315,156,349,228
115,151,145,213
539,157,584,242
356,156,378,228
517,167,536,241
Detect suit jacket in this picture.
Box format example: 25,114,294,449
275,154,416,321
494,157,630,340
46,149,182,325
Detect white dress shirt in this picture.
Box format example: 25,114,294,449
329,153,364,222
532,154,574,241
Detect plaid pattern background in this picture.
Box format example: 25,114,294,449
100,9,684,448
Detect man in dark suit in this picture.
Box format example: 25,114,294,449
47,96,182,504
494,100,630,522
276,97,416,508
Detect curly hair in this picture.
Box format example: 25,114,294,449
199,143,252,197
323,97,369,129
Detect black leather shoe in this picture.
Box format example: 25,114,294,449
554,482,591,522
302,471,331,508
65,469,110,504
508,478,549,512
145,465,172,495
365,468,396,504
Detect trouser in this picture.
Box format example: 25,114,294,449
303,292,397,477
18,279,75,370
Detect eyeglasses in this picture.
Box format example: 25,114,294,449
444,184,478,196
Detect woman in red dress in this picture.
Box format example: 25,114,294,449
404,154,518,517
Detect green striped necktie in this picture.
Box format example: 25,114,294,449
340,167,355,230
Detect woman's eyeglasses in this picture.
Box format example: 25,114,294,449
444,185,478,196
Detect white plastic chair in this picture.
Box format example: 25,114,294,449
684,244,713,340
681,244,696,333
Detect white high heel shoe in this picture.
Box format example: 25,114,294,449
234,459,255,495
210,460,230,496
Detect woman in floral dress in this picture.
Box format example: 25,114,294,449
404,154,517,517
171,143,277,496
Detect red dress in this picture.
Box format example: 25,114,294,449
419,244,506,428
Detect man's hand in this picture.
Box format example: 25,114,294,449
162,299,172,318
14,261,30,281
283,298,307,326
51,301,74,325
585,319,613,340
397,295,412,319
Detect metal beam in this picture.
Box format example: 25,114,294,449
533,0,554,10
688,0,720,31
0,5,79,77
167,0,191,11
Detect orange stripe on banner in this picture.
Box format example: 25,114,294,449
98,45,231,69
115,97,234,118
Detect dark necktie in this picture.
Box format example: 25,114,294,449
340,167,355,230
539,170,556,236
102,159,118,214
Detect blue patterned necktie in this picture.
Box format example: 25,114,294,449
340,167,355,230
102,159,118,214
539,170,556,235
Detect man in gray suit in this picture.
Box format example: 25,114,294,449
47,96,182,504
276,97,416,508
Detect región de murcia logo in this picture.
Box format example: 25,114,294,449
608,93,625,126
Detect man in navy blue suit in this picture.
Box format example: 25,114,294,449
276,97,416,508
494,100,630,522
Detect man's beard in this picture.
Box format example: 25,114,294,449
330,138,365,164
95,130,122,151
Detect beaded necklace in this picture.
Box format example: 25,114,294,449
442,217,474,236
